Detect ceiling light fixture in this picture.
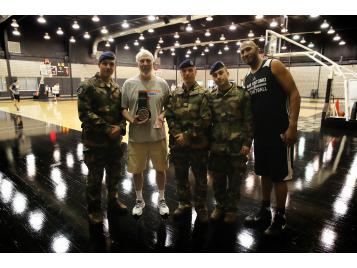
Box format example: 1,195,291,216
101,26,108,34
205,30,211,37
218,50,222,55
124,44,129,50
193,45,198,50
69,36,76,43
56,27,64,35
122,20,129,28
248,30,254,37
92,16,100,22
83,32,90,39
327,27,335,34
174,41,180,47
308,42,314,48
270,18,278,28
148,15,156,21
105,41,110,47
224,45,229,51
159,37,164,44
300,37,306,44
72,20,80,30
220,34,226,41
108,36,114,42
259,35,265,42
209,42,214,47
134,40,139,46
320,19,329,29
204,47,209,53
44,32,50,40
148,28,154,33
37,15,46,24
281,27,288,33
174,32,180,39
139,33,145,40
339,40,346,46
186,24,193,32
206,16,213,21
333,34,341,41
255,15,264,19
229,23,237,31
12,28,21,36
195,38,201,44
159,50,163,54
292,34,300,40
11,19,19,28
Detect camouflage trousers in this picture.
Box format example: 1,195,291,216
171,148,208,208
208,153,248,212
83,145,125,212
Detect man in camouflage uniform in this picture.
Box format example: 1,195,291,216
208,61,253,223
165,59,211,223
78,51,128,224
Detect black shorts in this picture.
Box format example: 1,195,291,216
13,94,20,101
254,139,293,182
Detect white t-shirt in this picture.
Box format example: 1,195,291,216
9,83,19,95
121,74,170,143
52,84,60,94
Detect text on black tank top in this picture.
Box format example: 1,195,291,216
244,59,289,143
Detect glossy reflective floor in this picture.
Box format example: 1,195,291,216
0,99,357,252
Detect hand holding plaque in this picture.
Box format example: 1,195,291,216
136,90,151,123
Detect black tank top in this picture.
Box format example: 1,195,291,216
244,59,289,144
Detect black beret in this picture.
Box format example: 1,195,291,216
179,59,195,69
98,51,116,63
210,61,226,74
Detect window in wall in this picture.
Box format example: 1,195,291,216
17,77,39,91
0,77,5,92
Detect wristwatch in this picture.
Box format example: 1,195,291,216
136,90,151,121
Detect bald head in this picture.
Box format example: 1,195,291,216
240,40,258,51
240,40,260,67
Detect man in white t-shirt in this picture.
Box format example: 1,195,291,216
52,82,60,101
121,49,170,217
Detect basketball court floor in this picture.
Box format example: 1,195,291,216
0,97,356,252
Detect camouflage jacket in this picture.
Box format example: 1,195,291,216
208,83,253,155
165,82,211,149
77,73,126,148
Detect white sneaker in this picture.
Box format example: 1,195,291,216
132,199,145,216
158,199,169,216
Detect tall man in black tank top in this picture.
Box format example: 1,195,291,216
241,41,301,236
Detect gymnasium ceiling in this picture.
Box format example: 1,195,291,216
2,15,357,58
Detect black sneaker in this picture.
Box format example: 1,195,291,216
244,207,272,229
264,213,287,236
107,198,128,215
173,203,192,219
88,211,104,224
